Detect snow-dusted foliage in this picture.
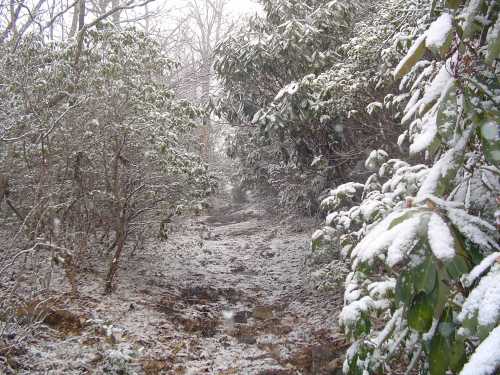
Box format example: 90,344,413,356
312,0,500,374
0,28,215,292
214,0,416,213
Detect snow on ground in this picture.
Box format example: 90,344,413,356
1,198,345,374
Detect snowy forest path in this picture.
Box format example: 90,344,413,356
125,199,347,374
18,199,346,374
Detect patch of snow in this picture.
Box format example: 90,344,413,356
274,81,299,101
410,63,434,92
418,63,453,115
425,13,453,51
325,212,337,226
373,307,402,347
409,111,438,154
386,216,421,266
367,279,396,299
447,208,498,251
343,340,361,373
462,252,500,288
393,33,426,78
397,131,407,149
222,310,235,320
417,126,472,200
352,211,420,265
321,182,364,210
458,264,500,327
366,101,383,115
459,325,500,375
339,296,390,328
428,213,455,261
460,0,482,37
404,89,422,114
311,229,324,242
486,16,500,45
360,199,385,222
345,288,362,304
401,98,422,124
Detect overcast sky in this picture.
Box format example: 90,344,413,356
226,0,262,16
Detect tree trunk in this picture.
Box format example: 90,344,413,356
0,174,8,204
69,0,80,37
112,0,120,25
144,3,150,34
104,142,125,294
104,212,126,294
78,0,85,31
200,59,211,161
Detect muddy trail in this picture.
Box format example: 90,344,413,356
4,200,346,374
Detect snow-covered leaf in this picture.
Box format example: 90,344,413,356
428,213,456,262
393,34,427,79
459,325,500,375
425,13,453,56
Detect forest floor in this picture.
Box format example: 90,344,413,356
1,197,346,374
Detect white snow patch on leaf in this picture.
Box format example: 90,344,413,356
460,0,482,38
404,88,421,114
397,131,407,149
325,212,337,226
312,229,324,242
366,101,383,115
386,216,421,266
418,63,453,115
409,111,438,154
428,213,455,261
373,307,402,347
447,208,498,251
367,279,396,299
393,34,426,78
345,288,362,304
352,210,419,264
410,63,434,92
401,96,422,124
425,13,453,51
459,325,500,375
274,81,299,101
462,252,500,288
417,126,472,199
458,264,500,327
360,199,385,222
339,296,390,328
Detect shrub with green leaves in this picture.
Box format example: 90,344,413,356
214,0,414,214
314,0,500,373
0,27,214,291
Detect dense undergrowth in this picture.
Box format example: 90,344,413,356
313,1,500,374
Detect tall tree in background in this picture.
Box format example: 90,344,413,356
163,0,231,161
0,0,164,42
189,0,226,161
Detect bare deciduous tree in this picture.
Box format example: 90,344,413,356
162,0,232,161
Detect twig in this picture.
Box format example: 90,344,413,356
404,344,422,375
38,98,86,141
74,0,159,66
